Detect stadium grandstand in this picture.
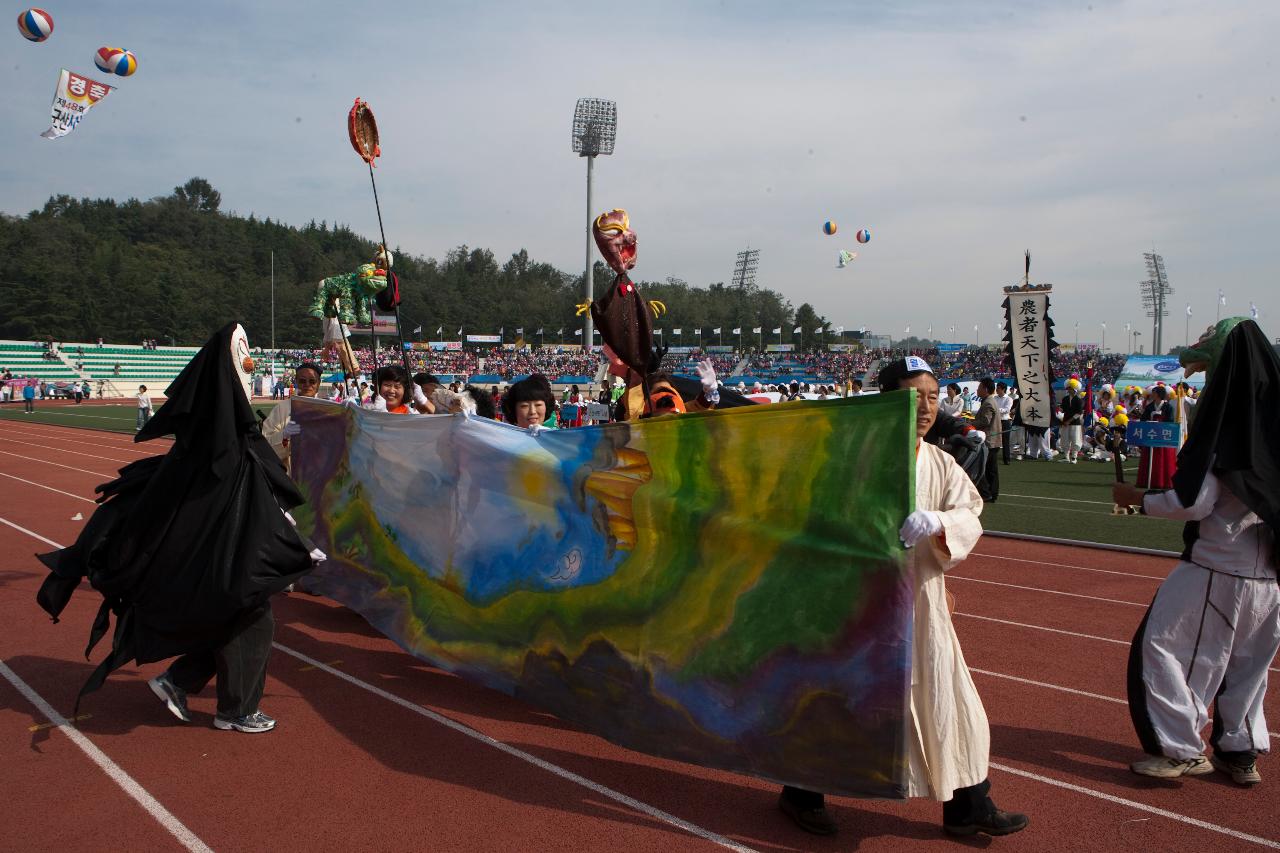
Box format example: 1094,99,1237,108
1,338,1130,401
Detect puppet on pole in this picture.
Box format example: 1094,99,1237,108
348,98,410,374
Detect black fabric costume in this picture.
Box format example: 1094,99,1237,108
36,323,315,707
1171,320,1280,537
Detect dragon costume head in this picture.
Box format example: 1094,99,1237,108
1180,316,1248,379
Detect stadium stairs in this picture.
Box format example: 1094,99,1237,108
1,341,204,399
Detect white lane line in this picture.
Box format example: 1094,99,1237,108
1001,492,1115,506
272,643,758,853
0,472,96,503
0,450,112,479
0,436,137,465
0,660,214,853
990,762,1280,850
971,668,1280,738
997,500,1161,518
0,425,155,455
0,409,138,423
971,667,1126,705
956,612,1129,646
0,516,64,548
957,611,1280,675
948,575,1147,607
972,550,1165,581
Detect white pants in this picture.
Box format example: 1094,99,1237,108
1026,431,1051,459
1129,562,1280,759
1063,424,1083,454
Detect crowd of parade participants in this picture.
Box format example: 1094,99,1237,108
30,315,1276,843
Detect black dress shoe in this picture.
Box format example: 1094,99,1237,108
944,808,1028,837
778,792,838,836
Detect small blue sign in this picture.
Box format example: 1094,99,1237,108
1126,421,1181,448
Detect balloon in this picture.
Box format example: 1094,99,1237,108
822,220,837,236
836,250,857,268
856,228,871,244
17,7,52,41
94,46,138,77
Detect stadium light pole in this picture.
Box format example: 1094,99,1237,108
571,98,617,353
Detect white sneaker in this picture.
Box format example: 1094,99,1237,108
1131,755,1214,778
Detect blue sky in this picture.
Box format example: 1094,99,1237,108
3,0,1276,350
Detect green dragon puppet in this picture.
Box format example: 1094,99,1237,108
308,252,389,327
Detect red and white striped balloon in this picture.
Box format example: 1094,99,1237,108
17,7,54,42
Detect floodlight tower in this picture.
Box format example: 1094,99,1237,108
572,98,617,351
1139,251,1173,354
731,248,759,289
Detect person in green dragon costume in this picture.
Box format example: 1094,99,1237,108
308,249,389,327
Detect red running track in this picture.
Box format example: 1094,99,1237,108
0,420,1277,852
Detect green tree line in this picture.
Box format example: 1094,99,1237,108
0,178,831,348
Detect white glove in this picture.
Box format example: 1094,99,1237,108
309,547,328,563
372,395,388,412
527,423,544,435
412,383,429,407
695,358,717,391
964,429,985,448
899,510,943,548
282,420,302,438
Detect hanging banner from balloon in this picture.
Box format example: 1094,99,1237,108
40,68,114,140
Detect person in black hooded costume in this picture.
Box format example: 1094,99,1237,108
36,322,318,733
1115,318,1280,785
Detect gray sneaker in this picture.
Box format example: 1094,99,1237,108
213,710,276,733
1211,753,1262,786
1130,754,1214,778
148,672,191,723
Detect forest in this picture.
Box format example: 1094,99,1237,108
0,178,832,349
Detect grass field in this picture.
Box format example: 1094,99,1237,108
1,400,1182,552
0,400,278,433
982,453,1183,552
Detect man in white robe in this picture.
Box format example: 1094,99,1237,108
779,356,1028,838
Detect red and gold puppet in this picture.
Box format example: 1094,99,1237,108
588,209,722,420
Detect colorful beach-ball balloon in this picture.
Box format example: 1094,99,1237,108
17,7,53,41
822,220,837,236
856,228,871,244
94,46,138,77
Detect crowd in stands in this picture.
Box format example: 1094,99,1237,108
253,344,1131,386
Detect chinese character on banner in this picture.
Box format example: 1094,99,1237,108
1003,285,1055,430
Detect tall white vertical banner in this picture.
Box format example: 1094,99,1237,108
1003,286,1056,429
41,69,114,140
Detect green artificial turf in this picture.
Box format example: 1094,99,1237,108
0,401,277,434
981,453,1184,553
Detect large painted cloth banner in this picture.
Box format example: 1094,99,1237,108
289,394,916,797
